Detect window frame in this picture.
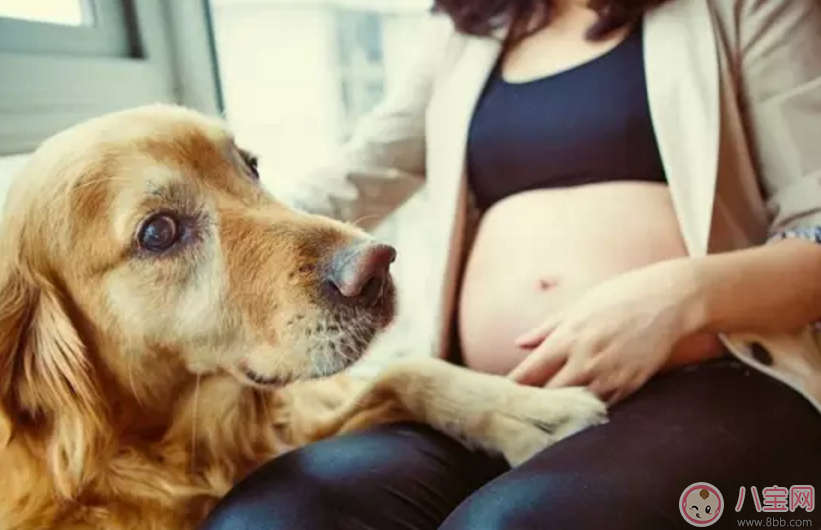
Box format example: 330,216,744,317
0,0,134,58
0,0,223,156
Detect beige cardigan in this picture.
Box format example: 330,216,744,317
289,0,821,413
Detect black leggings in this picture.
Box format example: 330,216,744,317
200,359,821,530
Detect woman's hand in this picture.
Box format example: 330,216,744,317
507,259,705,404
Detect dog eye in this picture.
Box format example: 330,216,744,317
138,214,180,252
239,149,259,180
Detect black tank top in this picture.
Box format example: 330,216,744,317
466,21,667,211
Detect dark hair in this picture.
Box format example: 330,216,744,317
432,0,670,46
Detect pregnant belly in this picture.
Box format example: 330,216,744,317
458,182,724,375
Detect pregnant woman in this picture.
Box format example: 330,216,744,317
202,0,821,528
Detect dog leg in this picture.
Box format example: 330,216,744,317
314,357,607,466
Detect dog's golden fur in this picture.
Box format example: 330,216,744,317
0,106,606,530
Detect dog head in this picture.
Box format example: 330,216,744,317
0,105,396,476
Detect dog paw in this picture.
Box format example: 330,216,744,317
494,386,607,466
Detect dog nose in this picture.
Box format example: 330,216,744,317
324,242,396,307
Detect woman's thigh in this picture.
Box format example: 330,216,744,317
442,358,821,530
198,421,508,530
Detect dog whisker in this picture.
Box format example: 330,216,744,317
308,348,323,378
348,214,381,230
43,175,133,212
65,175,133,197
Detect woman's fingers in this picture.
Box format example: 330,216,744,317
587,372,644,405
508,338,567,385
514,315,561,349
544,358,593,389
608,372,651,405
586,376,620,403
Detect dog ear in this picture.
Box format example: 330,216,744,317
0,262,109,496
0,264,31,448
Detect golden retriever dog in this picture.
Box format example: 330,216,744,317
0,105,606,530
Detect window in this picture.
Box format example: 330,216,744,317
0,0,134,57
0,0,223,156
335,8,386,138
0,0,89,26
209,0,429,189
209,0,435,362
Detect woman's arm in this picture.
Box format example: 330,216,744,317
283,14,455,230
506,240,821,401
697,0,821,334
684,239,821,336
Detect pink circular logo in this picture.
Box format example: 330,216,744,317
679,482,724,526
